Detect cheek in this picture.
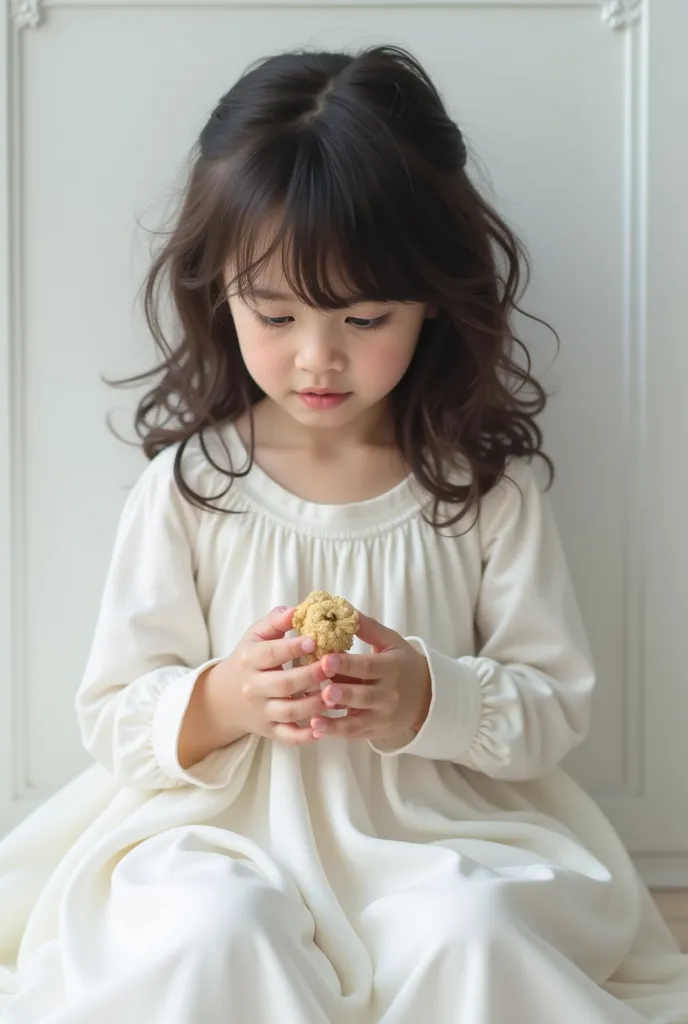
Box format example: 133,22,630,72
240,341,278,385
236,327,287,391
362,335,418,390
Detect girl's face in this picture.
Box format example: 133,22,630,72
225,259,431,436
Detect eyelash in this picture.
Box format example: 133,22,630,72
250,310,391,332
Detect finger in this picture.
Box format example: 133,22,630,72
311,712,374,740
249,606,297,643
355,613,401,652
321,651,382,681
255,660,328,700
324,672,375,693
267,692,328,725
272,723,319,746
246,634,316,672
322,681,380,710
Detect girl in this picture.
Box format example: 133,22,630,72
0,44,686,1024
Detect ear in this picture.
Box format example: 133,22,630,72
425,303,439,319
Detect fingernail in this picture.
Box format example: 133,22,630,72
324,654,341,675
274,606,288,613
325,684,342,705
301,636,315,654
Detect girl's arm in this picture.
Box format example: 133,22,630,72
373,461,596,781
74,448,249,791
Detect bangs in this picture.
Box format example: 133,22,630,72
216,130,433,310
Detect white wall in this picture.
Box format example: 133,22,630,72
1,0,687,885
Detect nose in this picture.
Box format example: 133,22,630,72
293,325,345,375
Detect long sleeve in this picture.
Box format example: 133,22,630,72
371,460,596,781
75,447,245,791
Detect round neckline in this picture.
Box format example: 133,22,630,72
224,423,425,538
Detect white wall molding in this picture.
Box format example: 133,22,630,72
601,0,643,31
3,0,30,810
0,0,15,832
11,0,42,29
9,0,645,32
3,0,646,807
31,0,601,9
616,0,648,798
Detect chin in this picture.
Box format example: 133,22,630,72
292,406,357,426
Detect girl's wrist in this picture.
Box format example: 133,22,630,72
411,661,432,732
202,659,250,745
178,661,246,769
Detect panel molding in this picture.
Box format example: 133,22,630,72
0,0,650,819
10,0,41,29
615,0,648,799
571,0,649,803
0,0,15,824
12,0,649,30
15,0,599,20
601,0,642,31
4,1,30,804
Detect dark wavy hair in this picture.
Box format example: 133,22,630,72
116,45,554,528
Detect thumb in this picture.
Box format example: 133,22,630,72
356,613,401,652
252,606,296,642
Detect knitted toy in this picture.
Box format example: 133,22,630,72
292,591,359,664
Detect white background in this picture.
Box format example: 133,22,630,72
1,0,686,886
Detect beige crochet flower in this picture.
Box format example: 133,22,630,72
292,591,359,664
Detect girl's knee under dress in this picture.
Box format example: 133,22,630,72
3,824,651,1024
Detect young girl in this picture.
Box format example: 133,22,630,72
1,44,687,1024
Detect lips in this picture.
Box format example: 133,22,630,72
298,389,351,411
299,388,345,397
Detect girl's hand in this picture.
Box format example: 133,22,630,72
309,614,432,743
204,606,330,746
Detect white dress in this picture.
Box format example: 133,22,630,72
1,424,687,1023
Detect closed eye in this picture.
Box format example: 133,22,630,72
346,314,390,331
262,315,294,327
250,310,391,331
